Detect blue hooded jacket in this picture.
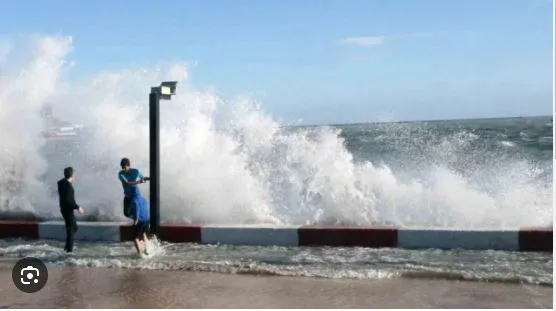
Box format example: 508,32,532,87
118,168,144,198
129,186,150,222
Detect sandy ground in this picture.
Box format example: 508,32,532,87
0,266,552,308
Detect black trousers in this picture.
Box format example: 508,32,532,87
61,210,78,252
123,196,132,218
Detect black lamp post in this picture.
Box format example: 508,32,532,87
149,81,177,235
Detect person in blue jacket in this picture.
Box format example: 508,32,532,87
129,185,151,256
118,158,149,219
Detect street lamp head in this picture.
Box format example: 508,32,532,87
161,81,177,94
151,81,178,100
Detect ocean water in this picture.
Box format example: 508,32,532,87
2,116,553,229
0,237,552,286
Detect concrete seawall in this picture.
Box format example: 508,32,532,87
0,220,551,251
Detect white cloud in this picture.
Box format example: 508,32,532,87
337,31,440,48
338,36,386,47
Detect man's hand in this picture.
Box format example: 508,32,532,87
78,207,85,214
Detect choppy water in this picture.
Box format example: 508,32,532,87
2,116,553,229
339,116,552,167
0,238,552,286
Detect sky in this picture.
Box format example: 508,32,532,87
0,0,553,124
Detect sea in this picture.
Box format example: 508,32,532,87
0,116,553,286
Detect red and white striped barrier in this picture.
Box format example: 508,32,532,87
0,220,551,251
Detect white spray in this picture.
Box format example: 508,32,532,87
0,35,552,228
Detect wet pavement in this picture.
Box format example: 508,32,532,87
0,266,552,308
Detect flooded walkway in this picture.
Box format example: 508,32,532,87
0,267,552,308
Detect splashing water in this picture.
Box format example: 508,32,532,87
0,238,552,286
0,35,552,228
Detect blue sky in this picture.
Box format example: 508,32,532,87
1,0,553,124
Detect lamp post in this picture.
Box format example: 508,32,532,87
149,81,177,235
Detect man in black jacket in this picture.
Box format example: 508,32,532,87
57,167,84,252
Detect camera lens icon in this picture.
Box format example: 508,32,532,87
21,266,40,285
12,257,48,293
